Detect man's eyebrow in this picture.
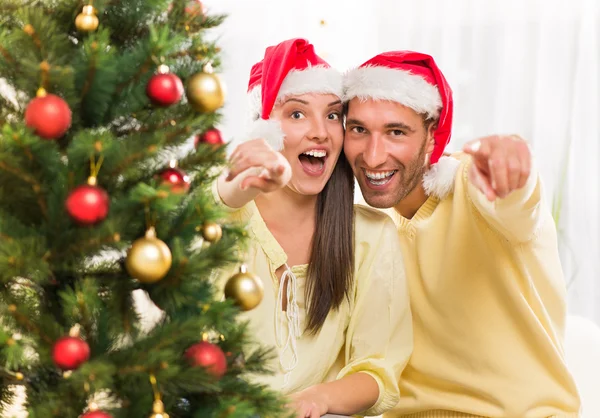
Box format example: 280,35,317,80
384,122,415,133
346,118,364,126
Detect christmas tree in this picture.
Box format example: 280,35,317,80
0,1,286,417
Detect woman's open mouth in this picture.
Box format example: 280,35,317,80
298,149,328,176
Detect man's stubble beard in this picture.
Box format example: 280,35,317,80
360,139,429,209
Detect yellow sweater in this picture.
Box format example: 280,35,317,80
214,195,413,416
386,154,581,418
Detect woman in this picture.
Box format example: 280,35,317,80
215,38,412,418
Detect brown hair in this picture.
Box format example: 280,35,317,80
304,152,355,334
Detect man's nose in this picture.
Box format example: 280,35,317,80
363,134,388,167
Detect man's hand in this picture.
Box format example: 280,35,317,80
463,135,531,201
288,388,329,418
226,138,292,193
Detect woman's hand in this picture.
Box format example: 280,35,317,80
288,388,329,418
217,138,292,209
226,138,291,193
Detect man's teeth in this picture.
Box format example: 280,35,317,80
302,150,327,158
365,170,396,180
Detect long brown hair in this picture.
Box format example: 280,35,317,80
304,152,355,334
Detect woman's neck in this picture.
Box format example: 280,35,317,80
255,187,317,268
255,187,317,227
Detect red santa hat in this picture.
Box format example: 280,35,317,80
243,38,343,150
343,51,453,165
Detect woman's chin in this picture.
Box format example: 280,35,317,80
287,177,329,197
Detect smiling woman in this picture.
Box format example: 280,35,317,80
213,38,413,418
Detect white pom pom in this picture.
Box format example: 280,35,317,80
240,118,285,151
422,155,461,199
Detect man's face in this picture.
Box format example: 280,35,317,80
344,98,435,209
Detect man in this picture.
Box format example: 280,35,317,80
342,51,581,417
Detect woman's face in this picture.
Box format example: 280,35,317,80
270,93,343,196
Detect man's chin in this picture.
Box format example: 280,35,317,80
358,186,397,209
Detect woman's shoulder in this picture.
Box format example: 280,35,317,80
353,204,398,240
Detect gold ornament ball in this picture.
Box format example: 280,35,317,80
149,400,169,418
186,72,225,113
224,265,264,311
126,227,172,283
202,222,222,243
75,5,99,32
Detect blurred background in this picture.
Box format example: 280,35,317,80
204,0,600,327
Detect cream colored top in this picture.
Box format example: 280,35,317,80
215,193,413,416
386,153,580,418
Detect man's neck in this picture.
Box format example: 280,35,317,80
394,183,429,219
255,187,317,228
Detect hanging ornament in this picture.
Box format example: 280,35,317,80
81,408,112,418
81,412,112,418
25,88,72,139
126,226,172,283
224,265,264,311
148,374,170,418
75,5,99,32
52,326,90,371
147,65,184,107
185,341,227,379
194,127,223,148
149,399,169,418
66,156,109,225
186,63,225,113
66,180,109,225
200,222,222,243
158,160,190,194
184,0,207,18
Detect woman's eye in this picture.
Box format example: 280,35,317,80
291,111,304,119
328,112,340,121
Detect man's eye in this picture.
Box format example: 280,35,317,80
390,130,404,136
351,126,366,133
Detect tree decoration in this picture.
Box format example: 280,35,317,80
75,5,100,32
126,226,172,283
25,88,72,139
186,63,225,113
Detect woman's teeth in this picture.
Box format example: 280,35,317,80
302,150,327,158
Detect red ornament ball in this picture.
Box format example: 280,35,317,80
81,412,113,418
159,167,191,194
185,342,227,379
52,336,90,370
25,93,72,139
185,0,207,18
195,128,223,148
147,72,184,106
66,181,110,225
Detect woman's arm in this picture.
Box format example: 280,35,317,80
289,373,379,418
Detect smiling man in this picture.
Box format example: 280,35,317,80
342,51,581,417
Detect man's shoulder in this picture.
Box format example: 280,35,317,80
354,203,393,223
353,204,399,238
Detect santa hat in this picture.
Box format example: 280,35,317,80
343,51,453,165
242,38,343,150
